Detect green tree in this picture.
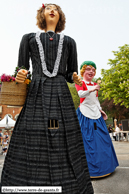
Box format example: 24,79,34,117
100,44,129,108
67,82,80,110
101,98,129,120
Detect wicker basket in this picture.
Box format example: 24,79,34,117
0,82,27,106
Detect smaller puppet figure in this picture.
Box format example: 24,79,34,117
75,61,119,178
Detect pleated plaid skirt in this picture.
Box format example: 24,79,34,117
1,75,93,194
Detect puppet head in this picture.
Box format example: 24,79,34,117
36,3,66,33
80,61,96,82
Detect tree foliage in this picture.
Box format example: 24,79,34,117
67,82,80,110
101,98,129,121
100,44,129,108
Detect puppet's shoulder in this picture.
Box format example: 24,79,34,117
64,35,76,45
20,33,36,42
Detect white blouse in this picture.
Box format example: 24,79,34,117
78,81,102,119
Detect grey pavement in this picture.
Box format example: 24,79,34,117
0,141,129,194
92,141,129,194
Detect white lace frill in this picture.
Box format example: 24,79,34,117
35,31,64,78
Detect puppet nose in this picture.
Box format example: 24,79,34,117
51,9,54,13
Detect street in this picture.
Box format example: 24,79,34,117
0,141,129,194
92,141,129,194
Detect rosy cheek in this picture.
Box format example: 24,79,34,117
83,72,88,79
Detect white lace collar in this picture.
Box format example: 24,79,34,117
35,31,64,78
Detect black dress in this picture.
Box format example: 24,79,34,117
1,32,93,194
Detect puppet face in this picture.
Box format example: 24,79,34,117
83,66,95,82
44,4,60,27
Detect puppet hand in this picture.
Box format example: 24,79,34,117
73,72,82,86
100,110,108,120
15,69,28,83
90,84,100,92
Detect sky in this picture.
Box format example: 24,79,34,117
0,0,129,78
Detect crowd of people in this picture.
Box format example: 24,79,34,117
107,124,126,141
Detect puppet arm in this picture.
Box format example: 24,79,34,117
96,97,102,110
100,110,108,120
78,90,90,97
73,72,82,86
78,85,99,97
96,97,108,120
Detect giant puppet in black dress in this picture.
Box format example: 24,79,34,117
1,4,93,194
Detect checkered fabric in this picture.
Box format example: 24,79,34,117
1,33,93,194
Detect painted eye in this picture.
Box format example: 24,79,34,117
86,68,91,71
46,7,50,10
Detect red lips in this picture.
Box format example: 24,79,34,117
49,14,55,17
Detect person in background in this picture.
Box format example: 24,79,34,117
2,138,8,156
115,125,120,141
115,124,123,141
119,123,122,130
113,130,117,141
119,123,126,140
108,124,113,140
0,129,3,146
3,131,9,144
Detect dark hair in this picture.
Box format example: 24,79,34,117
36,4,66,33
